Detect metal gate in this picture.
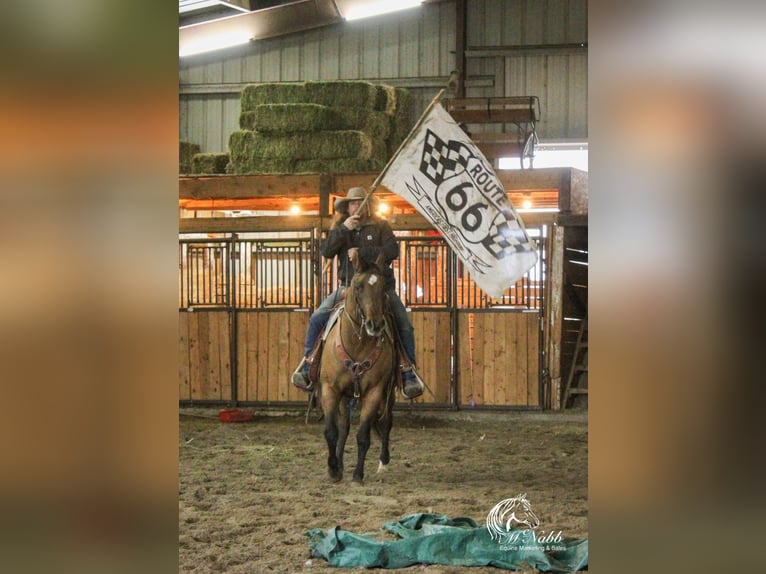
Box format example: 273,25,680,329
179,226,547,408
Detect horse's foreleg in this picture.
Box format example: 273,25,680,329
352,417,372,484
376,378,396,473
353,391,383,483
377,411,393,473
322,399,343,483
335,398,350,473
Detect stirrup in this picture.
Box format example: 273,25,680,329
291,358,313,392
401,367,424,400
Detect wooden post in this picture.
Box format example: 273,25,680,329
546,224,565,410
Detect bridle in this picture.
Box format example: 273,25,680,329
335,271,389,397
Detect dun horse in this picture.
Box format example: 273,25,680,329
318,251,397,483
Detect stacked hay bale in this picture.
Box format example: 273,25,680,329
179,141,200,174
191,152,230,175
228,81,414,175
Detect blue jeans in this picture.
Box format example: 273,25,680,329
304,288,416,366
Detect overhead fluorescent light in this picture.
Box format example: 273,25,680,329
344,0,424,21
179,1,250,15
179,31,252,57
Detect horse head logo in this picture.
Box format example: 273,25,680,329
486,493,541,543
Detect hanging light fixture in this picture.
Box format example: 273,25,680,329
343,0,424,22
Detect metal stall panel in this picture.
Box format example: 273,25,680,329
179,238,233,403
392,236,453,406
233,235,314,404
452,223,546,408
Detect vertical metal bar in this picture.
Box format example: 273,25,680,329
229,235,238,404
208,246,212,304
542,226,549,407
449,244,459,409
259,242,265,308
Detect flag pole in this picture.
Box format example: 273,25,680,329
322,88,447,273
357,88,446,212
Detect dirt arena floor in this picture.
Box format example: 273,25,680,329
179,406,588,573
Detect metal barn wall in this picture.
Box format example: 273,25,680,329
464,0,588,140
179,0,588,153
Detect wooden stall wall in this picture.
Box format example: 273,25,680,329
236,310,309,403
457,311,540,407
179,310,232,402
408,310,453,406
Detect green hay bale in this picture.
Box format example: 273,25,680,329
388,87,414,157
375,84,398,115
191,153,230,175
179,141,200,174
337,108,391,139
240,83,308,111
240,81,380,111
370,138,390,163
246,131,375,160
241,104,392,139
294,158,386,174
239,104,338,132
304,81,379,109
228,130,257,165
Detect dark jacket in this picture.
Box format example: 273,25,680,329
321,216,398,291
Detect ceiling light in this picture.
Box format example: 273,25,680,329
179,31,252,57
179,0,250,14
290,204,301,215
377,202,389,215
343,0,424,22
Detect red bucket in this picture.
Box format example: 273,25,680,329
218,409,254,423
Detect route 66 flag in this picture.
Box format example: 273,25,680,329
379,102,538,299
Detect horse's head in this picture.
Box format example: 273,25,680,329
348,251,388,337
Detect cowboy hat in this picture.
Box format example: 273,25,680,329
333,186,377,212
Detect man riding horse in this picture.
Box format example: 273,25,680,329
291,186,425,400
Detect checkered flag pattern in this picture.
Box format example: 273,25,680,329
482,218,535,260
419,130,473,185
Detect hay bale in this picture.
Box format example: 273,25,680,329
375,84,398,115
239,104,338,132
337,108,391,139
241,104,392,139
228,130,257,165
180,141,200,174
241,81,381,111
304,81,379,109
235,130,374,161
294,158,386,174
240,83,308,111
388,87,414,157
191,153,230,175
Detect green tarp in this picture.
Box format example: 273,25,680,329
307,513,588,571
